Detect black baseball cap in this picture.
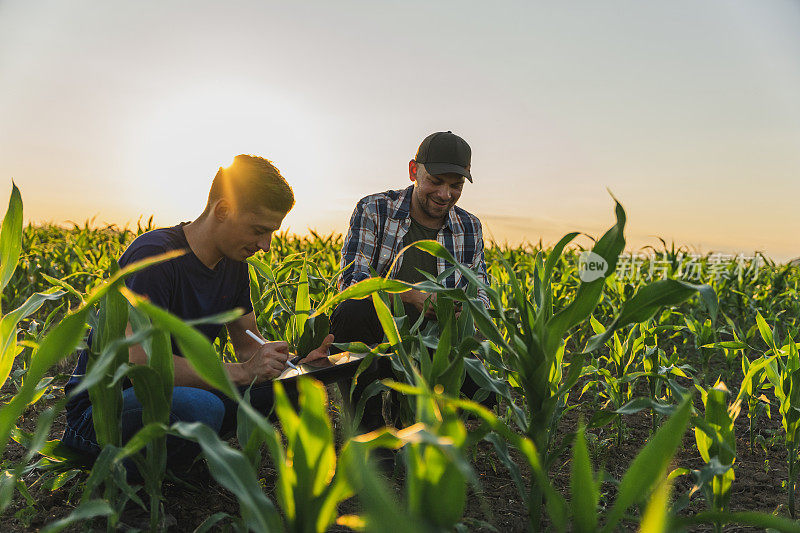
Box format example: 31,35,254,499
414,131,473,182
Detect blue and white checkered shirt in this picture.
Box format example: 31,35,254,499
338,185,490,307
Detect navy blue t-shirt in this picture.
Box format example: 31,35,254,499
64,223,254,422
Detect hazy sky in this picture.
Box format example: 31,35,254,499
1,1,798,260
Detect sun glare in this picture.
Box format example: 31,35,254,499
124,83,332,226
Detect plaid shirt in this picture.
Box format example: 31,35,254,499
339,185,490,307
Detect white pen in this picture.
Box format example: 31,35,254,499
245,329,299,371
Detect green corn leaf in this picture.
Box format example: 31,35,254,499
543,232,580,288
431,307,454,380
615,398,678,417
193,512,239,533
484,432,528,504
311,277,409,317
271,379,300,520
237,386,266,468
66,327,154,403
147,328,174,407
113,422,168,460
40,272,85,304
78,445,123,503
0,182,23,297
295,258,311,341
247,256,294,314
185,308,245,327
295,313,331,359
437,355,465,398
268,378,348,532
171,422,283,532
352,379,390,433
88,289,129,447
404,240,501,310
735,355,777,404
756,312,778,355
570,427,598,533
124,366,171,426
297,377,337,494
416,445,467,528
372,292,401,346
497,255,535,344
338,441,430,533
638,478,673,533
0,288,64,390
40,499,114,533
544,200,626,358
0,308,89,456
701,341,750,350
674,511,800,532
1,399,72,512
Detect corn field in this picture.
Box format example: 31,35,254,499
1,182,800,532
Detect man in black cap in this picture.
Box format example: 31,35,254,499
338,131,488,311
331,131,491,433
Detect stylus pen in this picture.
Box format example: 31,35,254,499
244,329,299,371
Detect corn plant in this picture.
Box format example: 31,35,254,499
740,353,772,453
329,200,717,529
430,203,713,526
458,391,800,532
261,378,353,533
643,319,695,433
7,177,800,530
0,252,183,528
673,381,739,533
0,184,66,395
361,278,505,429
122,290,375,532
248,254,344,358
559,398,692,531
683,314,718,384
584,321,648,445
340,380,491,532
755,314,800,517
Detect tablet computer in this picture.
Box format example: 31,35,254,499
276,351,387,385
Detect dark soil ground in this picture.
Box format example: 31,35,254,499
1,357,796,532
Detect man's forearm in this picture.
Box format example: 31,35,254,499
159,353,251,389
170,355,217,389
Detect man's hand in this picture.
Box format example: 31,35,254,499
401,289,437,319
240,341,290,382
298,334,335,364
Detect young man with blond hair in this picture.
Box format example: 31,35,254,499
63,155,333,471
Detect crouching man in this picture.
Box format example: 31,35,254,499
62,155,333,472
331,131,495,433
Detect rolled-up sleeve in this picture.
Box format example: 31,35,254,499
338,199,379,291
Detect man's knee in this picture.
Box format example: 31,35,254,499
170,387,226,433
330,298,383,348
331,298,377,326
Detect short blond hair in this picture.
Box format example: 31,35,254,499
206,155,295,214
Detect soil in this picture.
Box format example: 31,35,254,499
1,358,796,532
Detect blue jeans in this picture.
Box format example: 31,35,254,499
62,386,225,472
62,382,285,471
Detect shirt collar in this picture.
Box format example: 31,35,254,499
390,184,456,232
390,185,414,221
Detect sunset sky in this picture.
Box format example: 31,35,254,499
1,1,798,261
